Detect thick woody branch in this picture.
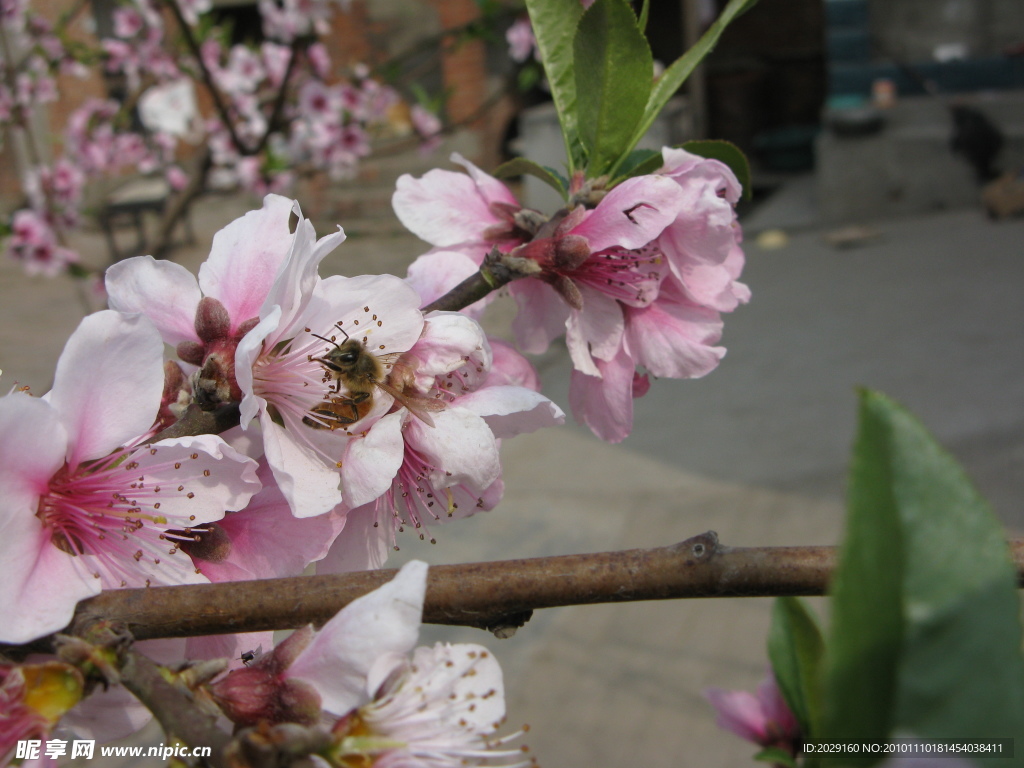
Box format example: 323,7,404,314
65,534,1024,643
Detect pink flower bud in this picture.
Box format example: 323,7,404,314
195,296,231,342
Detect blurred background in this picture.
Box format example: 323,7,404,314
2,1,1023,765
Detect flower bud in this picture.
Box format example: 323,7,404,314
209,632,322,727
195,296,231,342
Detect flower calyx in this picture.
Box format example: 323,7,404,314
508,206,591,310
177,298,261,409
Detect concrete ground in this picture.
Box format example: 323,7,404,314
2,176,1022,766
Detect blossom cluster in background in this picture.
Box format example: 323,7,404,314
0,0,443,276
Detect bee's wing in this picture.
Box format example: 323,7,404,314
374,379,445,428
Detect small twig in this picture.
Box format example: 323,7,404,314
147,402,241,443
150,144,212,259
162,0,251,155
421,248,534,313
119,648,231,768
251,39,302,155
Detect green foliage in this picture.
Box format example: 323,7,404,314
516,62,543,93
616,0,758,175
573,0,652,176
754,748,798,768
768,597,824,741
614,148,663,180
821,390,1024,764
526,0,759,179
493,158,567,197
524,0,585,170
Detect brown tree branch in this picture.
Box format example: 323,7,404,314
118,648,231,768
162,0,251,155
59,534,1024,645
421,248,536,313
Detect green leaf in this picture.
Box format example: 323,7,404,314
824,390,1024,765
613,148,663,180
681,140,752,201
525,0,585,172
637,0,650,32
753,747,797,768
618,0,759,172
574,0,652,176
768,597,825,740
492,158,567,197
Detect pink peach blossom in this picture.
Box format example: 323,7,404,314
0,311,260,644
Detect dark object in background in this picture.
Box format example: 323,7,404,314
950,105,1004,183
982,169,1024,220
825,104,884,137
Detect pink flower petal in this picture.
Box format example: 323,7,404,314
392,156,515,247
261,419,343,518
0,397,100,644
412,312,491,384
450,152,520,208
511,279,570,355
198,194,297,332
200,465,344,582
487,338,541,390
317,504,391,574
142,434,261,522
260,213,345,338
571,175,684,252
406,249,487,317
105,256,202,346
624,292,725,380
0,393,67,505
45,311,164,466
568,346,636,443
568,286,625,365
705,687,769,743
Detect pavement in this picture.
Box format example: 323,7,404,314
2,174,1023,766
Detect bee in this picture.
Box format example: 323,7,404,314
304,323,445,430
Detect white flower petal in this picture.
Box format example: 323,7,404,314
143,434,262,522
105,256,202,346
406,408,500,494
288,560,427,715
340,412,405,508
457,385,565,438
261,418,343,518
